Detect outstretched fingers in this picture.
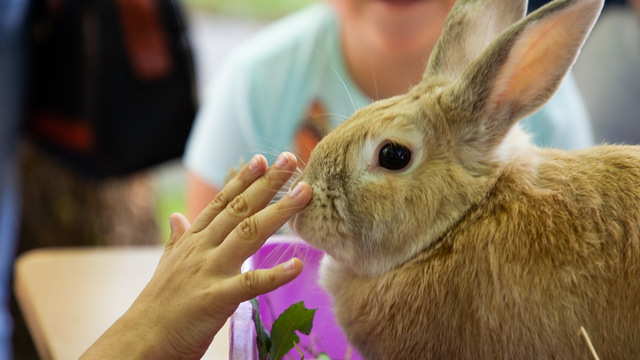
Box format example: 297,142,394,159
190,154,268,234
213,181,312,271
202,152,300,246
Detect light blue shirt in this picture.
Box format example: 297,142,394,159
184,3,594,188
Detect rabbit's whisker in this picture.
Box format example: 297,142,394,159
315,46,356,112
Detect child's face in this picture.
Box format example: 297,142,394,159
331,0,458,55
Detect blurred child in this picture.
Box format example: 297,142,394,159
184,0,594,219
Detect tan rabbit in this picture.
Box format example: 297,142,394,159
287,0,640,358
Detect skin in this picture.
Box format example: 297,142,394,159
81,152,312,360
187,0,457,221
332,0,457,100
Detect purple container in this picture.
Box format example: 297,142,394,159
229,236,362,360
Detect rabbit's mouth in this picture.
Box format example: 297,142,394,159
288,202,355,263
288,211,331,252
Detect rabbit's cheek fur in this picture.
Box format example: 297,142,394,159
292,154,494,277
289,183,360,264
290,95,501,277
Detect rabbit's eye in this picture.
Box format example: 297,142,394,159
379,143,411,170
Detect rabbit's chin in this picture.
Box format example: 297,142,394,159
289,213,400,277
288,213,360,268
288,214,336,255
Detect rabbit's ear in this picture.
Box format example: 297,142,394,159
452,0,602,150
425,0,528,78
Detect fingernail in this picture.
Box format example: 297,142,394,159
289,183,303,197
249,155,260,171
169,216,174,232
284,259,296,272
276,153,289,167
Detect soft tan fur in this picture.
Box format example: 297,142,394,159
287,0,639,358
322,146,640,359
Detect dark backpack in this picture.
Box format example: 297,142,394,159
27,0,197,178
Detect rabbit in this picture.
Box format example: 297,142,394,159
287,0,640,358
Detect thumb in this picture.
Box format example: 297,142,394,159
166,212,191,248
222,258,303,306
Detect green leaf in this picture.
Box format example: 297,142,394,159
269,301,317,360
250,298,272,360
315,353,332,360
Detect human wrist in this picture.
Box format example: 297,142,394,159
80,305,173,360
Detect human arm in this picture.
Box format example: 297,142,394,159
80,152,311,360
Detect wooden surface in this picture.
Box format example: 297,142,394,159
14,246,230,360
